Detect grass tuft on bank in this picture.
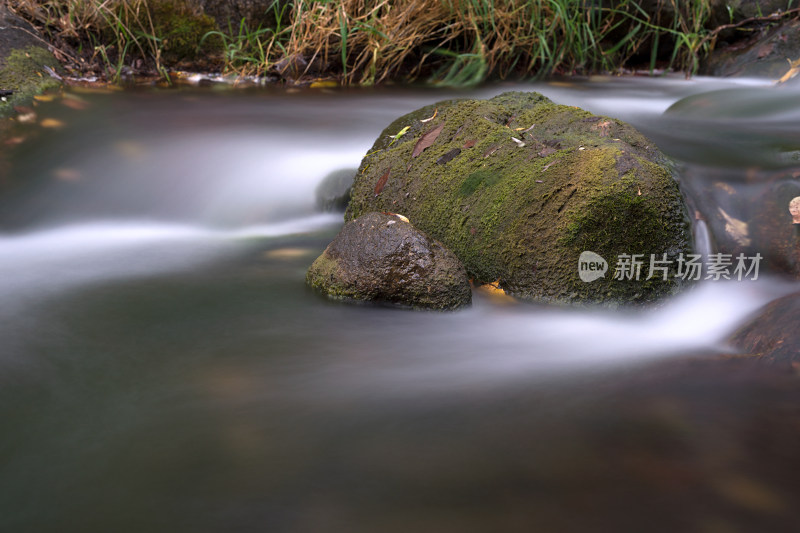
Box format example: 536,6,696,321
5,0,737,85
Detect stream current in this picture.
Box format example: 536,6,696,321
1,77,799,532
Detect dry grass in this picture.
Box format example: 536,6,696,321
7,0,720,85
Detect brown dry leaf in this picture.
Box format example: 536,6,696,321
14,106,36,123
483,145,499,158
714,181,736,195
463,139,477,148
420,108,438,123
4,136,26,146
437,148,461,165
593,120,612,137
61,97,89,110
719,207,750,246
374,167,391,196
412,124,444,158
40,118,65,129
263,248,314,260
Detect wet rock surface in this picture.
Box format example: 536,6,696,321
307,212,471,309
730,291,800,365
703,17,800,80
346,91,693,306
315,168,356,212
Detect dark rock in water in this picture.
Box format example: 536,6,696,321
730,292,800,365
315,168,356,212
345,91,692,306
306,212,471,310
750,181,800,278
702,18,800,80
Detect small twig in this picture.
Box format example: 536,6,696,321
698,8,800,50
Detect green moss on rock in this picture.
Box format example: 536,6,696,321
345,91,693,306
0,46,62,116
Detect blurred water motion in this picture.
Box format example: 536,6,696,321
1,78,799,533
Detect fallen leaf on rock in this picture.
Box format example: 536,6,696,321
463,139,476,148
789,196,800,223
420,108,438,123
437,148,461,165
412,124,444,158
719,207,751,246
374,167,391,196
511,137,525,147
542,159,561,172
483,145,499,158
592,120,611,137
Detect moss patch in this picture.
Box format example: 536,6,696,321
0,46,62,116
345,91,693,306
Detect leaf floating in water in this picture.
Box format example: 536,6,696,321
437,148,461,165
420,108,438,123
52,168,81,181
40,118,65,129
309,79,338,89
412,124,444,158
463,139,476,149
374,167,391,196
61,96,89,110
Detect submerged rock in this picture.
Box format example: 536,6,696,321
315,168,356,212
730,292,800,365
345,91,692,305
306,212,471,309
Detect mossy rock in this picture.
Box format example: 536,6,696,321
0,46,62,116
345,91,693,306
112,0,220,64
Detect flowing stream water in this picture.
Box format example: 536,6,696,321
1,77,799,532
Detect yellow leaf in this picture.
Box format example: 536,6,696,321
40,118,65,128
310,80,338,88
34,94,57,102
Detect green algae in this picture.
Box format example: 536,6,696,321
345,91,693,306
